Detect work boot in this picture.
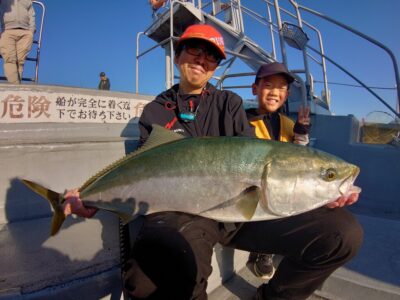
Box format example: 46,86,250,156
247,252,275,280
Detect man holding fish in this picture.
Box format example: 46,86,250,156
61,24,363,300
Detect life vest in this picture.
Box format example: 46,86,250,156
250,113,294,142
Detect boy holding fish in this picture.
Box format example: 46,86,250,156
245,62,311,281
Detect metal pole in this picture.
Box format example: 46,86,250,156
33,1,45,83
266,2,276,60
236,0,245,33
165,46,173,90
273,0,288,66
315,29,329,107
135,32,144,94
288,0,311,107
167,1,176,89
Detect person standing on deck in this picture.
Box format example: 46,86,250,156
98,71,110,90
0,0,35,84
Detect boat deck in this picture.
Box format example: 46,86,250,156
0,84,399,299
210,213,400,300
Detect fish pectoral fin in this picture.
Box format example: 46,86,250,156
235,186,261,220
199,186,260,220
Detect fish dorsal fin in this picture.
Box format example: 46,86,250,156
79,125,185,191
140,124,185,152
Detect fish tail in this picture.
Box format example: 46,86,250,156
20,179,65,236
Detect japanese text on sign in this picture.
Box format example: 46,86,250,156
0,91,149,124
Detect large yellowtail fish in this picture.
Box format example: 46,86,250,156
21,125,360,236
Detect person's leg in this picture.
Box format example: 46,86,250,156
124,212,223,300
16,29,33,81
0,30,19,84
226,207,363,300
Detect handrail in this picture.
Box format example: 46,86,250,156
136,0,399,118
240,1,329,105
306,44,400,118
295,2,400,116
135,0,184,93
268,1,329,105
214,0,326,110
135,33,176,93
32,1,45,83
135,32,144,94
220,0,398,116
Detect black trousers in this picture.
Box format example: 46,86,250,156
124,207,363,300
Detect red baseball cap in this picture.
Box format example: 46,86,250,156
177,24,226,59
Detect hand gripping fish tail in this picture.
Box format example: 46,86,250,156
20,179,65,236
20,179,132,236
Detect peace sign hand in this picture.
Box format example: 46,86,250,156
298,106,311,126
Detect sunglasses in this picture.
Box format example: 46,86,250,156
182,42,222,64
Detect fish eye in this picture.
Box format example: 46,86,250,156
321,168,337,181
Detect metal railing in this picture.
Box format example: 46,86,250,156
136,0,400,118
290,1,400,118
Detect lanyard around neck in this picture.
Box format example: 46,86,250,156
176,89,207,136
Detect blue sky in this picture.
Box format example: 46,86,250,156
23,0,400,120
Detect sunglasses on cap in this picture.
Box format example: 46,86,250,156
182,40,222,64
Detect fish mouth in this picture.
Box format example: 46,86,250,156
339,166,361,196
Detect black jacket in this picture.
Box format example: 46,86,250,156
98,78,110,90
246,108,282,141
139,83,255,144
246,108,310,139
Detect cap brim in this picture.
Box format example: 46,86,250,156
177,37,226,59
257,71,295,83
282,73,295,83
